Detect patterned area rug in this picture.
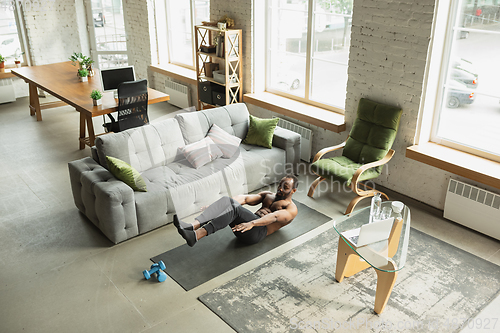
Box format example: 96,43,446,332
199,228,500,333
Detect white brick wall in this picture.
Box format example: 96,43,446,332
23,0,85,65
75,0,90,58
123,0,152,81
210,0,252,93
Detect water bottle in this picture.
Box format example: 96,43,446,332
370,192,382,222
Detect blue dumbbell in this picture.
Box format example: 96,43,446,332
143,260,167,282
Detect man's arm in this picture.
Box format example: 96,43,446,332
233,191,273,206
232,205,298,233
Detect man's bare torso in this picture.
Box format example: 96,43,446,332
255,192,297,235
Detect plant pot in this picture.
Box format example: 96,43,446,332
217,22,227,30
87,65,94,77
92,98,102,106
0,62,4,69
15,61,21,68
80,76,88,82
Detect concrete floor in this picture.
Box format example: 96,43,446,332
0,96,499,332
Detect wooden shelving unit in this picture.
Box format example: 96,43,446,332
195,25,243,110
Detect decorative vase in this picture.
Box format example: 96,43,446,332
217,22,227,30
87,65,94,77
80,76,88,82
92,98,102,106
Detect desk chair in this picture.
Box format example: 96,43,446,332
308,98,402,214
103,79,149,133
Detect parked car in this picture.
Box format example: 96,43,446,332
93,12,105,27
446,80,475,108
450,58,478,89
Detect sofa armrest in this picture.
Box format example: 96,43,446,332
90,146,100,164
68,157,139,244
273,126,301,174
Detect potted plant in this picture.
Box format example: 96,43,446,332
78,68,89,82
70,52,94,76
0,54,5,69
90,89,103,106
218,15,235,30
14,50,25,68
81,57,95,76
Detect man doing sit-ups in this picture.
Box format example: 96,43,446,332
174,175,299,247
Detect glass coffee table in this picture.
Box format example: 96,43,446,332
333,201,411,314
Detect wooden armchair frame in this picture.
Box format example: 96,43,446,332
307,140,395,215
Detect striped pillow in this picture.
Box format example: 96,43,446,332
207,124,242,158
180,136,223,169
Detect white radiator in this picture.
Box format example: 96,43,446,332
164,80,190,109
444,179,500,240
274,117,313,162
0,78,16,104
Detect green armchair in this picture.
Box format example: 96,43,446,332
308,98,403,214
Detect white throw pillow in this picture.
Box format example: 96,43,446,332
180,136,223,169
206,124,242,158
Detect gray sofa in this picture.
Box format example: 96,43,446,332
68,103,301,244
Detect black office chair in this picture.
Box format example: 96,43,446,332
103,79,149,133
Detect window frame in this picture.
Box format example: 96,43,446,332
425,0,500,163
265,0,350,114
163,0,200,70
86,0,129,69
0,2,30,67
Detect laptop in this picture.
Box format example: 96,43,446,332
341,217,394,248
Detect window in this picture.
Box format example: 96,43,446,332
0,3,28,65
430,0,500,161
87,0,128,69
266,0,353,112
163,0,209,69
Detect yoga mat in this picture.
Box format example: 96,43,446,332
151,200,331,291
199,228,500,333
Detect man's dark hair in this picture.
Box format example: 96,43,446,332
285,174,299,189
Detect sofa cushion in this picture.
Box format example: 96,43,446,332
180,136,224,169
242,115,279,149
96,117,185,173
240,144,287,190
141,153,241,189
207,124,241,158
175,104,250,144
106,156,148,191
311,155,382,186
140,151,245,216
342,98,402,165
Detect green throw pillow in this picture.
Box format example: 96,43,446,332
242,115,279,149
106,156,147,192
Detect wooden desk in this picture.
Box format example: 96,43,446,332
0,68,17,79
12,62,170,149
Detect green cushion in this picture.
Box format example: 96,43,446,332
311,156,382,186
242,115,279,149
343,98,402,164
106,156,147,192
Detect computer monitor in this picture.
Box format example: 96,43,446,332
100,66,136,97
